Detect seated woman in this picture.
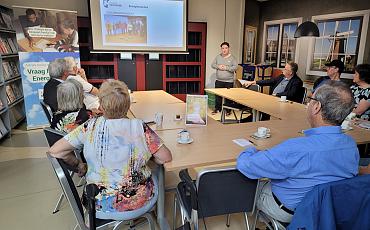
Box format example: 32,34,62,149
351,64,370,120
48,79,172,219
50,79,91,133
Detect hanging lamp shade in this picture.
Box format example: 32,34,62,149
294,21,320,38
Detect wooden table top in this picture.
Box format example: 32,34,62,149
131,90,183,104
129,90,370,171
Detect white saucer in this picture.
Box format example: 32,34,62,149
341,126,353,131
251,132,271,139
279,100,288,103
174,118,182,121
177,138,194,144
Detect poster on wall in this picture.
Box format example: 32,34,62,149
185,95,208,126
12,6,79,129
18,52,80,129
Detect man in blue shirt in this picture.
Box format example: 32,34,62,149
237,81,359,223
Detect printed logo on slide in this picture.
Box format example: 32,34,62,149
103,0,109,8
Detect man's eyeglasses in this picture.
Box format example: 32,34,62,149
307,96,320,103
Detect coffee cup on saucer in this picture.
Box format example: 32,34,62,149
341,120,351,130
177,130,193,144
155,112,164,127
256,127,270,137
280,96,287,102
175,114,182,121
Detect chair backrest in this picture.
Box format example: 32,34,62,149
43,127,66,147
40,99,53,124
195,167,258,218
46,153,88,230
288,175,370,230
247,84,261,93
301,87,308,104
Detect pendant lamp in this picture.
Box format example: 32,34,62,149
294,21,320,38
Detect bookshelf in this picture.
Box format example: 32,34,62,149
77,17,118,84
162,22,206,101
0,5,25,140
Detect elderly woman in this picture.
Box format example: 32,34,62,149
50,79,91,133
350,64,370,120
48,79,172,219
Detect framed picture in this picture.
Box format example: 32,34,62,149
243,26,257,64
185,94,208,126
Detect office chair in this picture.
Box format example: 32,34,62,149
40,99,53,124
221,85,261,123
173,167,259,230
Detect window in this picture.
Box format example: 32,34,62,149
307,10,369,78
262,18,301,68
280,23,298,67
312,17,362,73
265,25,279,66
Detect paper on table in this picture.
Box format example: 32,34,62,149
238,79,247,86
233,138,253,147
35,39,51,49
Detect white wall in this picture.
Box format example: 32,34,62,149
2,0,245,88
189,0,245,88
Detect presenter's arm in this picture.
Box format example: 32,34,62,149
226,56,238,73
211,56,219,70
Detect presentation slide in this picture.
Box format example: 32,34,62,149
90,0,187,52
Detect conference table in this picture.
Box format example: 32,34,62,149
129,88,370,229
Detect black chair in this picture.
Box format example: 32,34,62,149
173,167,259,230
40,99,53,124
221,85,261,123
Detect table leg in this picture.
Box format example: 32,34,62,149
221,97,226,123
157,165,170,230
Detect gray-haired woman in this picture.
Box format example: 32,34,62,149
50,78,91,133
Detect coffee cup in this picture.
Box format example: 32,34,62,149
175,114,181,120
179,130,190,142
155,112,164,127
341,120,350,130
280,96,287,102
257,127,270,137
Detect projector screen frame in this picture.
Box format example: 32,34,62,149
87,0,189,53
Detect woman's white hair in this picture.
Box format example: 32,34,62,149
57,78,84,111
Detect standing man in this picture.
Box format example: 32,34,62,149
211,42,238,114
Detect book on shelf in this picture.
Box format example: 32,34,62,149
0,12,13,30
2,61,19,80
5,85,16,103
10,83,22,98
0,37,17,54
0,118,8,137
10,105,24,122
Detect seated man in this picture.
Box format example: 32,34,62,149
43,58,69,112
243,62,303,103
312,59,344,93
237,81,359,223
64,57,100,112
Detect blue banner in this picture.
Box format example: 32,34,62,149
19,52,80,129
